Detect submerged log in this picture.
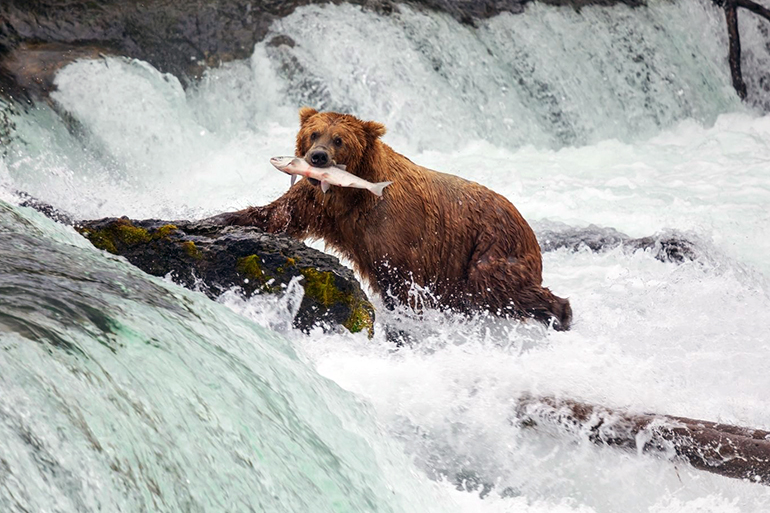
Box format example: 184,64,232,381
515,395,770,484
75,217,375,336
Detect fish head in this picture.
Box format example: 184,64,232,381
296,108,386,179
270,156,301,173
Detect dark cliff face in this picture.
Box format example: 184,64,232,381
0,0,306,99
0,0,646,102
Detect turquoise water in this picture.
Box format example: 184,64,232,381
0,201,451,512
2,2,770,511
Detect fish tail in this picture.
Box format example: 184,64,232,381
370,181,393,197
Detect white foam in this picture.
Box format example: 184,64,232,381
2,3,770,510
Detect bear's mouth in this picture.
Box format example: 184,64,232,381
307,178,320,186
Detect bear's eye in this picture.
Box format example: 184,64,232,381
310,132,320,141
333,137,343,147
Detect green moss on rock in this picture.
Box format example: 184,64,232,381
344,302,375,337
77,219,151,254
300,268,345,306
301,267,374,336
112,221,151,245
237,254,281,293
181,241,202,259
154,224,178,239
78,228,117,254
277,256,299,274
238,254,266,281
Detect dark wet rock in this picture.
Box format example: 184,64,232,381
0,0,644,102
536,224,700,264
15,191,75,226
413,0,642,26
0,43,110,101
538,224,630,253
267,35,297,49
0,0,278,101
515,395,770,485
0,97,16,155
624,234,700,264
75,217,375,336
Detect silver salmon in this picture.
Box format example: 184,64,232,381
269,156,392,197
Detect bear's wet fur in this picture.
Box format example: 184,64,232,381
219,108,572,330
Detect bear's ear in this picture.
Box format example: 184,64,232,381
299,107,318,125
362,120,386,140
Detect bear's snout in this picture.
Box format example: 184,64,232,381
308,149,331,168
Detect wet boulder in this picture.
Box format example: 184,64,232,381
76,217,374,336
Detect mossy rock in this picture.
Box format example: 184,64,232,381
75,217,375,336
297,266,374,336
343,301,374,337
154,224,179,239
76,217,151,254
237,254,266,281
300,268,345,306
181,241,202,259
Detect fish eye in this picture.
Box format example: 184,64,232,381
333,137,343,147
310,132,320,141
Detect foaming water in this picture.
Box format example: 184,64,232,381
281,247,770,512
2,1,770,511
266,2,740,150
3,51,296,220
417,113,770,275
0,200,458,513
2,2,763,218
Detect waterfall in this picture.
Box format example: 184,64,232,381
2,2,770,512
0,200,450,512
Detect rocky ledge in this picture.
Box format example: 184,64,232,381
75,217,374,336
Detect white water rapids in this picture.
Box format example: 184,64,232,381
1,1,770,511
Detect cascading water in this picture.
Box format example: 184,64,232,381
2,1,770,511
0,200,460,512
265,2,740,149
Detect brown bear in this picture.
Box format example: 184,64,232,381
215,108,572,330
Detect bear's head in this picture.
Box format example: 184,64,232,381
295,108,386,177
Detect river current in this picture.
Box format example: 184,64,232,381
1,2,770,511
